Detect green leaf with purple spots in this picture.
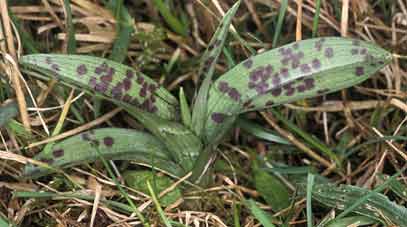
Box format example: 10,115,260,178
24,128,183,178
191,0,240,137
20,54,178,120
204,37,392,143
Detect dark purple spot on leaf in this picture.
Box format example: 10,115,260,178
300,64,311,73
136,75,144,85
123,78,132,91
266,101,274,106
126,70,134,79
106,67,115,77
324,48,334,58
148,84,157,93
297,84,306,92
52,149,64,158
304,78,315,89
139,86,147,97
218,81,229,93
271,87,282,97
265,65,273,75
77,64,87,76
355,66,364,76
51,64,60,71
360,48,367,55
40,158,53,164
243,59,253,69
272,75,281,85
211,113,226,123
312,59,321,70
280,68,289,77
95,82,108,93
103,136,114,147
101,74,112,83
284,48,292,55
283,83,295,96
89,77,97,88
228,88,241,101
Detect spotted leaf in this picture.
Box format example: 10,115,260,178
24,128,183,178
20,54,178,120
204,37,392,143
191,0,240,137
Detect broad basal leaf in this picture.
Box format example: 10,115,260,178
20,54,178,120
204,37,392,143
24,128,183,178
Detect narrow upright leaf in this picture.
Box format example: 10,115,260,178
63,0,76,54
191,1,240,137
179,87,192,128
106,0,134,62
204,37,392,142
20,54,178,120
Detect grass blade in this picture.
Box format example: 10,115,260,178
24,128,183,178
63,0,76,54
312,0,322,37
147,181,173,227
106,0,134,62
20,54,178,120
191,1,240,137
204,37,391,143
272,0,289,47
9,11,39,54
269,108,339,165
306,173,315,227
152,0,187,37
236,118,290,145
